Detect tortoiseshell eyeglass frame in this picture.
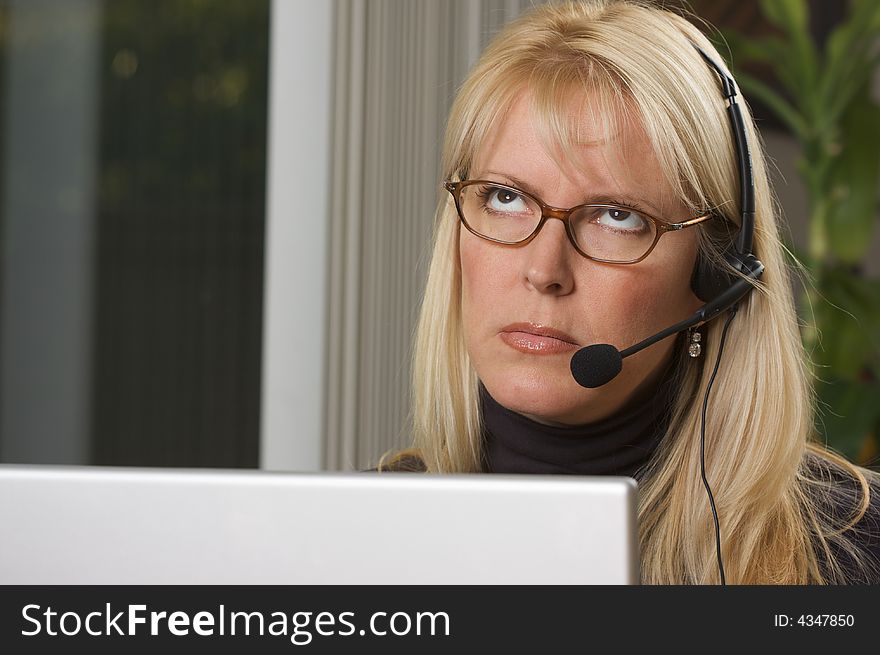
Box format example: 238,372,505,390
444,179,715,264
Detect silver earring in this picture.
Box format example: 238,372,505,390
688,328,703,358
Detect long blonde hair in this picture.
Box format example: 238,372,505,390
387,0,876,584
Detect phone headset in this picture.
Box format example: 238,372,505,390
691,46,765,586
569,45,765,585
690,46,764,306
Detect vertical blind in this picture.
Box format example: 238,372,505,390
324,0,534,470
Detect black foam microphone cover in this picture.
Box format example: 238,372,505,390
570,343,622,389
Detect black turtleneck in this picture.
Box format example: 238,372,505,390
480,355,680,479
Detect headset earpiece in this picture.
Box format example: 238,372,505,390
691,248,762,303
692,252,733,303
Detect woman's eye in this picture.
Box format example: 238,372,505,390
484,187,528,213
596,207,647,232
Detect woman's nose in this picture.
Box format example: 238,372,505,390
523,219,575,295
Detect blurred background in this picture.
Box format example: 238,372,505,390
0,0,877,472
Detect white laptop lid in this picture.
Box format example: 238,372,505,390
0,464,638,584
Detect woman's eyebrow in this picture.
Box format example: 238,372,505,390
475,171,541,196
586,194,659,214
476,170,663,215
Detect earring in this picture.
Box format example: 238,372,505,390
688,327,703,358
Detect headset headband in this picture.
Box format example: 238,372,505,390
693,45,756,258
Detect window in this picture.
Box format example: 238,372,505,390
0,0,269,467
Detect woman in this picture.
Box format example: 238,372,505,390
378,0,880,584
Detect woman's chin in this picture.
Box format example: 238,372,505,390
480,371,601,426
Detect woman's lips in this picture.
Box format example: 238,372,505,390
499,323,580,355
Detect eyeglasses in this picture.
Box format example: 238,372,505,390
444,180,714,264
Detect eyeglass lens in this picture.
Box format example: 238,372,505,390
457,182,657,262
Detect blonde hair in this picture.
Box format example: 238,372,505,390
385,0,877,584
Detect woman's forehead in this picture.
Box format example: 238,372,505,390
474,91,649,166
471,92,674,208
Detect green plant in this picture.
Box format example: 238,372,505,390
719,0,880,464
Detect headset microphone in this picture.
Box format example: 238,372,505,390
570,254,764,388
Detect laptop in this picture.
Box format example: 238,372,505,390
0,464,638,584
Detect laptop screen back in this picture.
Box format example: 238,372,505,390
0,464,638,584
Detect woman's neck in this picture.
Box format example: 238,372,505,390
480,358,680,478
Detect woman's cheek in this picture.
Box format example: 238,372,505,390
459,236,509,315
574,267,656,347
603,239,700,341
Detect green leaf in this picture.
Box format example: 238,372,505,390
734,70,808,139
825,5,877,81
811,269,880,377
816,53,880,139
825,95,880,263
818,2,880,128
717,31,780,65
759,0,808,34
812,297,869,377
815,379,880,461
757,0,819,108
718,32,804,100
